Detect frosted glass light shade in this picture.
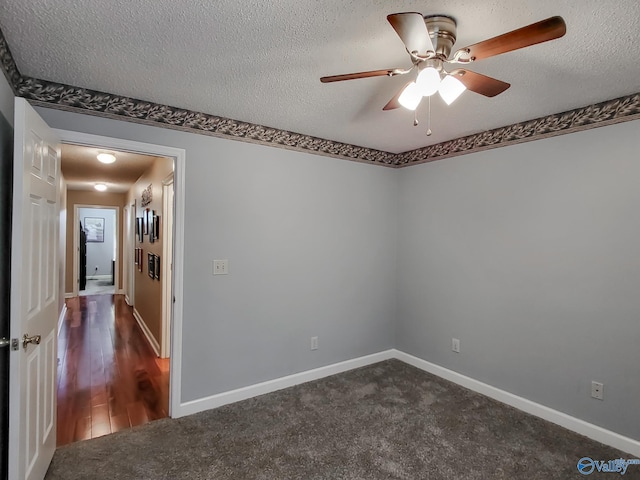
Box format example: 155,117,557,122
94,183,107,191
416,67,441,96
398,82,422,111
439,75,467,105
97,153,116,164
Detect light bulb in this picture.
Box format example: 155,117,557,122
439,75,467,105
97,153,116,164
94,183,107,192
397,82,422,111
416,67,441,97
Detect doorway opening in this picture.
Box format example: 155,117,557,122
75,205,118,296
57,136,181,446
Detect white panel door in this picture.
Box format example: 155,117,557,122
9,98,60,480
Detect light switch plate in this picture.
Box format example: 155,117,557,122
213,259,229,275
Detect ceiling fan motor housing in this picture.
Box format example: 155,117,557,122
424,15,457,58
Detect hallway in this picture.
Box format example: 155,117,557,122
57,294,169,446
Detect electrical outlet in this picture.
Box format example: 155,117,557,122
591,381,604,400
212,259,229,275
310,336,318,351
452,338,460,353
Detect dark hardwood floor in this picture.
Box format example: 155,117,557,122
57,294,169,446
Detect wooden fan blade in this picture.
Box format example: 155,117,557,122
454,16,566,62
320,69,398,83
449,69,510,97
382,82,412,110
387,12,434,55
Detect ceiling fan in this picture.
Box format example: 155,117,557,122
320,13,566,113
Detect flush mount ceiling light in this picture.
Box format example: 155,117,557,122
97,152,116,164
94,183,107,192
321,13,566,134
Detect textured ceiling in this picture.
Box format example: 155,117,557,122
61,144,158,193
1,0,639,154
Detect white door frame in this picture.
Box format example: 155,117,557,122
73,204,119,296
126,201,136,306
122,204,130,304
161,173,174,358
53,129,186,417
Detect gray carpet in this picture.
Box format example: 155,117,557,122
46,360,636,479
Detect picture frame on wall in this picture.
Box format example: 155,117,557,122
149,210,155,243
154,255,160,280
154,214,160,240
84,217,105,243
138,248,143,272
144,208,150,235
134,247,139,265
137,218,143,243
148,253,155,278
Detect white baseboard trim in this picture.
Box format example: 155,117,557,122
117,289,125,295
176,350,395,418
124,295,131,306
171,347,639,456
64,292,75,299
393,350,640,457
57,304,67,336
132,308,160,357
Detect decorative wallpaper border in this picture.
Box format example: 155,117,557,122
397,93,640,166
0,28,21,92
1,27,639,168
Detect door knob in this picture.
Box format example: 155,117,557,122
22,333,41,350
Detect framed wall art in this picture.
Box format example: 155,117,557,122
84,217,104,242
143,208,150,235
141,184,152,207
137,218,143,243
148,252,155,278
149,210,155,243
154,255,160,280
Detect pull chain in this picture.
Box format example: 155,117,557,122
426,96,432,136
413,108,419,127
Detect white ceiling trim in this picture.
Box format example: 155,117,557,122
1,29,638,169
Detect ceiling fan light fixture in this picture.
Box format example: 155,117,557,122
94,183,108,192
97,152,116,164
439,75,467,105
416,67,441,97
397,82,422,110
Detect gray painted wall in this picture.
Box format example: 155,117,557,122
0,74,13,127
396,120,640,440
36,107,398,402
34,105,639,441
79,207,116,278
